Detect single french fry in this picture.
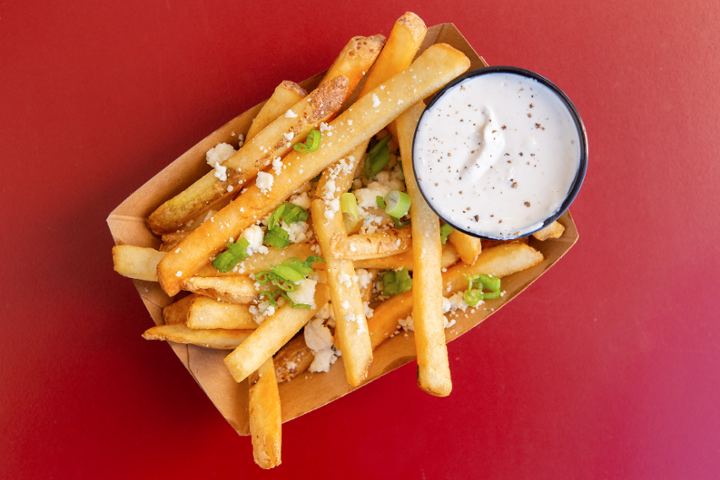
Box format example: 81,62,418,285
368,243,545,351
331,227,412,261
248,357,282,469
354,243,460,270
532,221,565,241
397,101,451,396
246,81,306,142
195,244,320,277
311,199,373,386
112,245,166,282
319,34,385,106
186,296,258,330
224,285,330,383
162,294,196,325
142,324,253,350
181,275,258,304
448,229,482,265
274,334,315,383
158,44,471,296
147,76,350,235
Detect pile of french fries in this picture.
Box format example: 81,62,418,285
112,12,565,469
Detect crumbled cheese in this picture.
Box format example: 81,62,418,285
338,271,353,288
281,220,310,244
227,185,234,192
212,162,228,181
237,134,244,148
372,94,381,107
398,314,414,331
355,269,372,291
347,120,353,126
289,191,311,210
241,225,265,255
256,172,273,194
206,142,236,167
363,302,374,319
324,197,340,220
283,132,294,141
272,156,283,175
288,279,317,309
285,109,298,118
341,301,351,310
250,298,280,325
304,308,338,373
319,122,331,132
175,271,182,277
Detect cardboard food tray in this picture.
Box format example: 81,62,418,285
107,23,579,436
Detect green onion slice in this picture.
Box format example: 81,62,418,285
384,190,411,218
267,202,309,230
463,274,501,306
264,226,291,249
364,134,392,178
211,238,250,273
258,289,311,309
293,129,321,153
382,268,413,296
341,192,359,233
256,270,295,292
440,224,453,244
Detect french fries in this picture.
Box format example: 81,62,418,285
142,324,253,350
397,102,451,396
354,243,459,271
112,14,573,470
112,245,165,282
448,229,482,266
246,81,307,142
181,275,258,304
311,199,372,386
158,44,472,296
532,221,565,241
248,357,282,469
331,227,412,261
147,76,350,235
224,285,330,383
186,296,258,330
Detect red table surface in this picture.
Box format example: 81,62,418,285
2,1,719,478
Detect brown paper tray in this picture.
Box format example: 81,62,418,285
107,23,579,436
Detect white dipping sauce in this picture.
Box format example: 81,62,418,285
413,72,581,238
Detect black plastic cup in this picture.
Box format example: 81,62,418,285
412,66,588,241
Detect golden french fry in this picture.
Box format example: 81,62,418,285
159,232,187,252
311,199,372,386
246,81,307,142
274,334,315,383
368,243,545,351
319,34,386,106
112,245,165,282
248,357,282,469
331,227,412,261
181,275,258,304
397,101,451,396
532,221,565,241
354,243,459,270
147,75,350,235
141,324,253,350
158,44,471,296
195,244,320,277
448,229,482,265
186,296,258,330
224,285,330,383
162,294,196,325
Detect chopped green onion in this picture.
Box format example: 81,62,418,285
293,129,321,153
341,192,359,233
267,203,286,229
211,238,250,273
376,195,387,210
383,190,411,218
264,226,291,248
258,290,278,307
276,290,311,309
279,257,314,277
282,203,309,224
267,202,309,230
382,268,413,296
271,264,306,283
440,224,453,244
390,216,410,228
463,274,501,306
364,134,392,178
258,289,311,309
256,270,295,292
301,255,326,268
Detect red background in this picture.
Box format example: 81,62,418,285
2,0,719,478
